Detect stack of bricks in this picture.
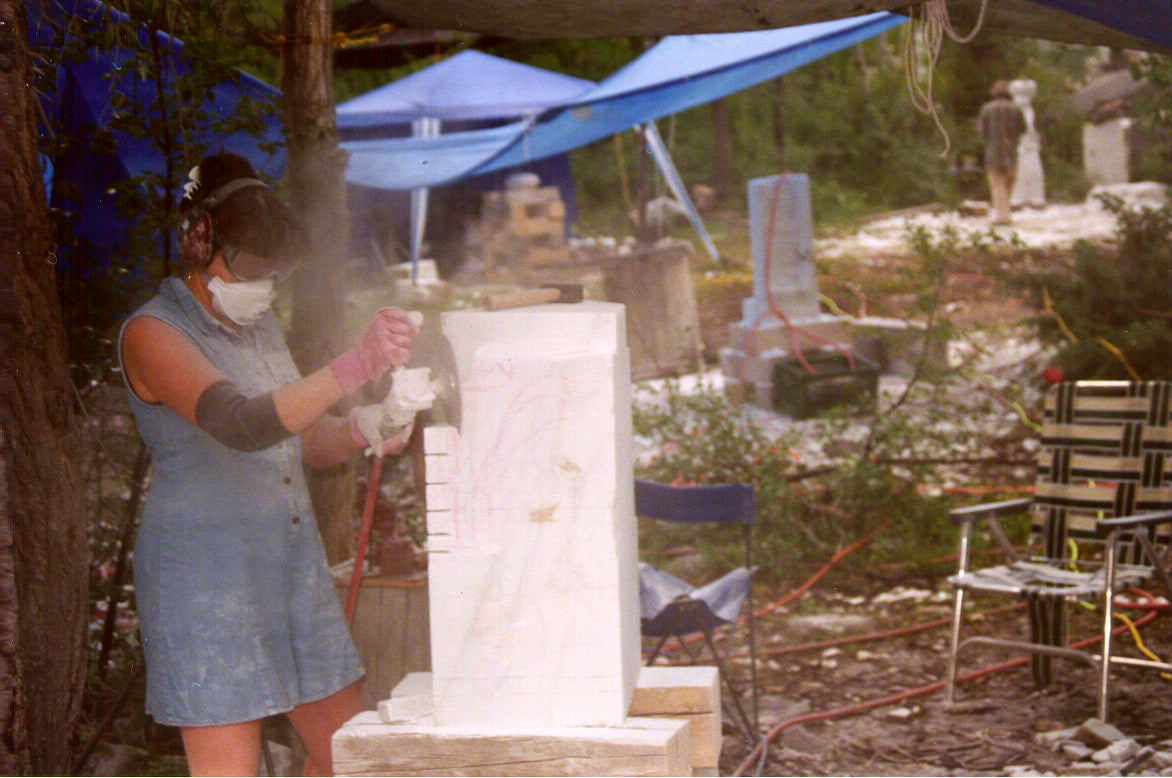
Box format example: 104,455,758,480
472,174,570,270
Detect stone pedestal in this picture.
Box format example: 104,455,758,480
603,241,703,380
719,173,850,407
1084,118,1133,186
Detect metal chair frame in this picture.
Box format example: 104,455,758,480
944,381,1172,721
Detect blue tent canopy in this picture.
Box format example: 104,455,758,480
29,0,284,274
336,49,596,271
340,12,905,191
336,49,595,128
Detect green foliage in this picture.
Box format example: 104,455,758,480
632,383,964,590
38,0,282,386
1037,195,1172,380
1131,55,1172,185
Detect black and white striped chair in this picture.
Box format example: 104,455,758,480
945,381,1172,721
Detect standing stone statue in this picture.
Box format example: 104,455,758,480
1010,79,1046,208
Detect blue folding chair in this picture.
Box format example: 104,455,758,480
635,478,760,740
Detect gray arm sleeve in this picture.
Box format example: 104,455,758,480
194,379,292,452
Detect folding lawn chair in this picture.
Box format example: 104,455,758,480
944,380,1172,721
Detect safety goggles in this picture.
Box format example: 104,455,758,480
220,244,297,282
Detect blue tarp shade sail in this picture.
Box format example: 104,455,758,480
338,12,906,191
481,12,906,176
341,120,531,191
29,0,284,273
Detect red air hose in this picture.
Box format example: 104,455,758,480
740,173,855,385
731,590,1167,776
346,454,383,624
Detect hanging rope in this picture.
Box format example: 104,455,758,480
257,22,398,49
903,0,992,156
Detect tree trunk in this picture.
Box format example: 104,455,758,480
0,1,88,772
280,0,355,566
711,97,734,202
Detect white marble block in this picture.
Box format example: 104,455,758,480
419,302,640,729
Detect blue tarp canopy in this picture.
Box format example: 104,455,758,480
340,12,906,192
29,0,284,274
336,48,595,128
336,50,596,271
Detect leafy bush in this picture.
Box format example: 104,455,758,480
632,382,962,591
1037,195,1172,380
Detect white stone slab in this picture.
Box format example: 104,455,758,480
423,303,640,729
426,509,454,537
423,482,454,512
422,424,459,455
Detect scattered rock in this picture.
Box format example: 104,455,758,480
883,705,922,722
1061,742,1094,761
1075,718,1128,748
786,613,875,637
1036,726,1080,749
1092,738,1140,763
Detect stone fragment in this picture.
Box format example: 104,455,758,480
1060,741,1094,761
1075,718,1128,747
1091,738,1139,763
1036,726,1079,749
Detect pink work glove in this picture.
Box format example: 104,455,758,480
329,308,416,395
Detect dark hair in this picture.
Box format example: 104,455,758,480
181,151,300,264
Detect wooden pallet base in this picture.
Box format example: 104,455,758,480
333,712,690,776
333,666,724,777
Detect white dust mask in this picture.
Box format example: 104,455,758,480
207,276,276,327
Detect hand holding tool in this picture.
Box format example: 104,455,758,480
330,308,419,394
348,366,435,456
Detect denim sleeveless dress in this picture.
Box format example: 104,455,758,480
119,277,363,726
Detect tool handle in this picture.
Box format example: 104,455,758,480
484,287,561,311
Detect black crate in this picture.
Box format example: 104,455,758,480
771,351,878,420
